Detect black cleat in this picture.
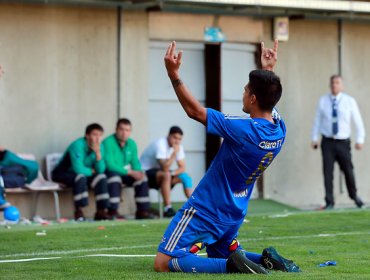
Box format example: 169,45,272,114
227,249,269,274
262,246,301,272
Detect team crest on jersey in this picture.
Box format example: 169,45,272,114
233,189,248,198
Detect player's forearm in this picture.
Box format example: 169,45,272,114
169,74,206,125
173,166,185,176
160,154,176,171
262,65,274,72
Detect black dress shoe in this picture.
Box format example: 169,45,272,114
354,197,364,208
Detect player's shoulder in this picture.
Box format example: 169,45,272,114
126,138,138,147
341,93,356,102
153,137,167,149
103,134,115,144
319,93,330,101
70,137,86,149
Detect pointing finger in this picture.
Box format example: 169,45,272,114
170,41,176,57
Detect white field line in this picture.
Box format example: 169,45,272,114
84,253,208,258
0,231,369,260
239,231,370,243
0,257,61,263
85,254,156,257
0,244,156,259
0,253,209,264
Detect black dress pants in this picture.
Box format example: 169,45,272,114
321,137,358,206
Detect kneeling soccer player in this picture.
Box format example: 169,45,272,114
154,40,301,274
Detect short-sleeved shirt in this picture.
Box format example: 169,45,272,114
140,137,185,171
185,108,286,224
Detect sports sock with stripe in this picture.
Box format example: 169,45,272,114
168,254,227,273
244,251,263,264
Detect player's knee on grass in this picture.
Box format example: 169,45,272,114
154,252,172,272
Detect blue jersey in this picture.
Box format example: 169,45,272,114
186,108,286,224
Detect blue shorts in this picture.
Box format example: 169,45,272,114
158,204,243,258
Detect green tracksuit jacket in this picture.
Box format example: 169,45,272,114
103,134,142,176
0,150,39,183
54,137,105,176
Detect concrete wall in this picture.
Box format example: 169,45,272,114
0,4,118,161
341,21,370,204
120,11,149,152
0,3,118,219
263,18,370,208
149,12,263,43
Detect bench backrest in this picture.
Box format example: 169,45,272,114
45,153,63,181
16,153,59,190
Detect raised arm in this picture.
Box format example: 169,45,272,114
261,39,278,72
164,41,207,125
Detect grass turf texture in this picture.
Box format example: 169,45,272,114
0,200,369,279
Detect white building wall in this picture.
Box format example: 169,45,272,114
0,4,117,160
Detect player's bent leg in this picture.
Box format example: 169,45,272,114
156,170,171,206
154,252,172,272
207,239,267,274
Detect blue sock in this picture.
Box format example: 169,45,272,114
168,254,227,273
244,251,263,264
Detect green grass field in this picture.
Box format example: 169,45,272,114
1,200,369,279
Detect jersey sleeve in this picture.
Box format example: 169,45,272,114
69,141,93,176
155,140,168,159
206,108,243,143
130,141,143,171
94,144,106,174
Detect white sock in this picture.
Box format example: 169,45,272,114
164,205,172,211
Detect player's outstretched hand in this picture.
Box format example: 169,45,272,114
261,39,278,72
164,41,183,80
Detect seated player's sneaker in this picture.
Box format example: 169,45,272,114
262,246,301,272
94,209,110,221
74,209,85,222
164,207,176,218
226,249,269,274
135,210,155,219
107,209,125,220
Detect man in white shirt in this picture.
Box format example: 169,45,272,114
140,126,193,217
312,75,365,209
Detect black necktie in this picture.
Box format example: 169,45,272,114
332,97,338,135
